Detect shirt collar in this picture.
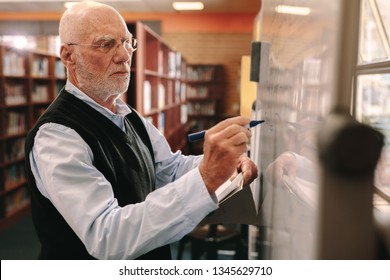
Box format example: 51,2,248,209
64,80,132,118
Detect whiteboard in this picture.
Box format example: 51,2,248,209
249,0,350,259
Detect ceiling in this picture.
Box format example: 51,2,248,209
0,0,261,13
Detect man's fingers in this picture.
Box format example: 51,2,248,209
208,116,250,134
207,124,251,145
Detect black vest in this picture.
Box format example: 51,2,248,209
25,89,171,259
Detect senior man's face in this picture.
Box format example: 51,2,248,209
74,15,133,102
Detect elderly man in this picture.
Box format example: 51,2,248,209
25,1,257,260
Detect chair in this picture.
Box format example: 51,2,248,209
176,224,244,259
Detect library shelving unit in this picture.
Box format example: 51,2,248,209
0,44,66,231
186,64,225,154
127,22,188,152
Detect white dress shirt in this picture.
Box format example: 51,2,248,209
29,81,218,259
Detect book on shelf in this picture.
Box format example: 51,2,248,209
32,84,49,102
180,83,186,102
167,80,173,105
187,102,216,116
175,80,181,103
158,49,163,74
168,51,176,78
175,52,182,79
5,138,25,162
143,80,152,113
158,83,165,109
180,104,188,124
187,86,209,98
6,111,26,135
4,84,26,105
55,60,66,79
2,52,26,76
158,112,165,134
187,65,214,81
4,163,26,190
4,187,29,217
31,57,49,77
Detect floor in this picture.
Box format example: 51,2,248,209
0,214,40,259
0,213,243,260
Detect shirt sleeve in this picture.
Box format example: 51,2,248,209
141,118,205,188
30,122,218,259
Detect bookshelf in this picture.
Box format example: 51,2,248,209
186,64,225,154
0,45,66,231
127,22,188,152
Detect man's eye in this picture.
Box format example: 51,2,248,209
99,40,115,50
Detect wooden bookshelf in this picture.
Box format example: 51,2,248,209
186,64,225,154
127,22,188,153
0,44,65,231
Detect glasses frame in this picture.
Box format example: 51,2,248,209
67,37,137,55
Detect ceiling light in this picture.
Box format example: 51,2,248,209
63,0,141,9
275,5,311,16
13,36,28,49
173,2,204,11
64,2,78,9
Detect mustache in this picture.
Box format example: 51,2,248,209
111,63,131,73
112,67,130,73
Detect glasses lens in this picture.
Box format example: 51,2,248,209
131,38,137,50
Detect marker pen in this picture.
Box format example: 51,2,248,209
187,120,265,142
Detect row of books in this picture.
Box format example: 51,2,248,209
4,163,26,191
2,52,26,76
32,84,49,102
187,86,209,98
176,81,186,103
158,50,183,79
2,52,66,78
4,83,26,105
31,57,49,77
170,51,184,79
4,138,25,162
4,187,29,218
146,105,188,131
187,66,215,81
187,102,216,116
143,80,187,113
5,111,26,135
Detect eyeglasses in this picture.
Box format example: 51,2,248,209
67,37,137,55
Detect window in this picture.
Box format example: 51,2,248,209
356,0,390,193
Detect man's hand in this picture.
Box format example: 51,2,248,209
235,154,258,186
199,116,252,193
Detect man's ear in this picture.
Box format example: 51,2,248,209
60,45,75,67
